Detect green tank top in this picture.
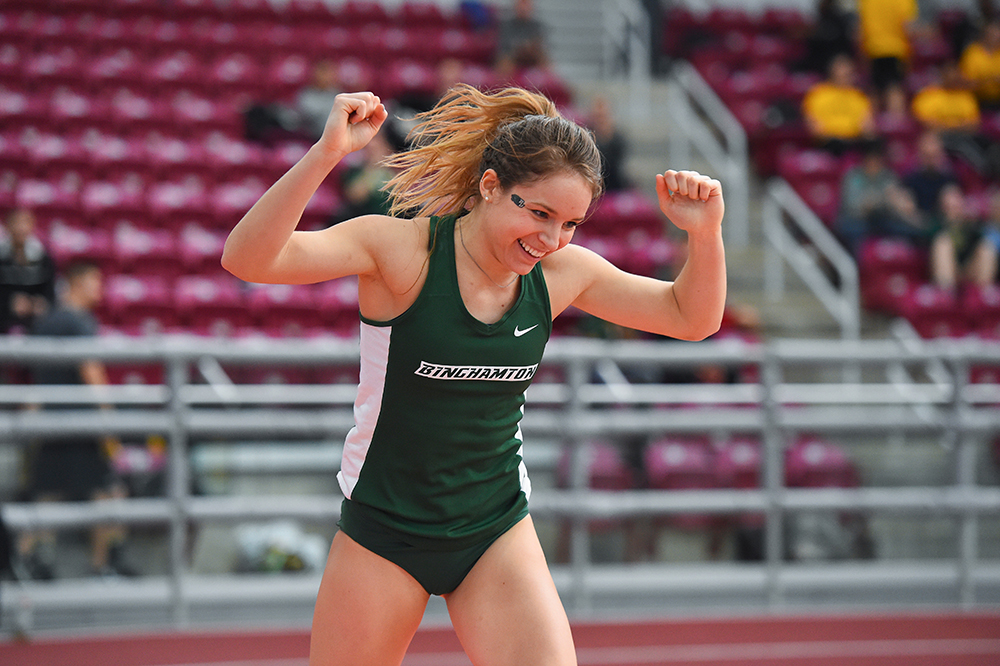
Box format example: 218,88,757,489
337,214,552,547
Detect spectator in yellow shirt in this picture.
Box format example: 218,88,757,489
857,0,918,106
960,21,1000,110
802,54,876,154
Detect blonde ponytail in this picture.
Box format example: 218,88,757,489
382,84,602,218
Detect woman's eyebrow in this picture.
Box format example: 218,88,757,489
526,199,586,222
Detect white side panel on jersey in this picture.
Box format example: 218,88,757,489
338,323,391,499
516,403,531,500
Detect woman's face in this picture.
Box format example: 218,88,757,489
485,170,593,273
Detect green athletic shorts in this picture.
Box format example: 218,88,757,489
338,498,529,596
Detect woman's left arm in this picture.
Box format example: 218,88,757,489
558,170,726,341
659,170,726,339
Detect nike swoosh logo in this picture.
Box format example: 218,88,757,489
514,324,539,337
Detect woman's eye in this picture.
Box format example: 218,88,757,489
563,221,580,230
531,209,548,219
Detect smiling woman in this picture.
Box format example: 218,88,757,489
221,85,726,666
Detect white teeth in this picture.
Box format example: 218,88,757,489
518,239,543,258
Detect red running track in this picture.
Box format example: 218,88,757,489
2,612,999,666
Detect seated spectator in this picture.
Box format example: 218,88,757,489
960,21,1000,110
586,95,630,192
929,184,997,290
911,60,998,176
244,59,341,144
801,54,877,155
0,207,56,335
332,132,398,224
293,59,343,142
902,130,959,217
836,141,927,255
857,0,919,111
494,0,549,78
983,188,1000,258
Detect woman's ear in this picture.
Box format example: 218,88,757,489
479,169,501,201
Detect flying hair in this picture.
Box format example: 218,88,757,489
381,84,604,219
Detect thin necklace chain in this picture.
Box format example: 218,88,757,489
458,219,519,289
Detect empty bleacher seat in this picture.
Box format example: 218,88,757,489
858,237,928,315
179,222,227,274
46,218,113,269
249,283,324,338
147,176,211,228
961,283,1000,338
102,273,177,333
175,274,251,336
15,177,82,221
644,436,718,530
81,178,148,224
112,220,180,277
316,276,360,336
899,283,965,338
557,440,635,492
587,190,664,238
784,435,858,489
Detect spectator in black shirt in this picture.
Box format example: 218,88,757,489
902,130,959,218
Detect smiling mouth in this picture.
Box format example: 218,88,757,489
518,239,544,258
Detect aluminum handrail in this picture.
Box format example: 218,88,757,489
602,0,652,120
763,178,861,340
668,60,751,247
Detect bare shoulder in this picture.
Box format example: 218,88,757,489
345,214,432,300
323,214,429,248
541,242,616,315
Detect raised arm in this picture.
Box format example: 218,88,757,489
658,170,726,339
558,170,726,341
221,92,389,284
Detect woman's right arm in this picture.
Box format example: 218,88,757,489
221,92,389,284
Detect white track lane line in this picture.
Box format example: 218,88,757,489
399,638,1000,666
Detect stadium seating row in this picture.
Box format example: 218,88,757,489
2,0,486,30
558,435,859,497
1,27,497,88
97,273,362,339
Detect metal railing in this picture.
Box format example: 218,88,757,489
666,60,751,247
763,178,861,340
601,0,653,121
1,333,999,632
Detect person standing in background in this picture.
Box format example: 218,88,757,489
17,262,135,580
857,0,919,111
586,95,631,193
0,208,56,335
